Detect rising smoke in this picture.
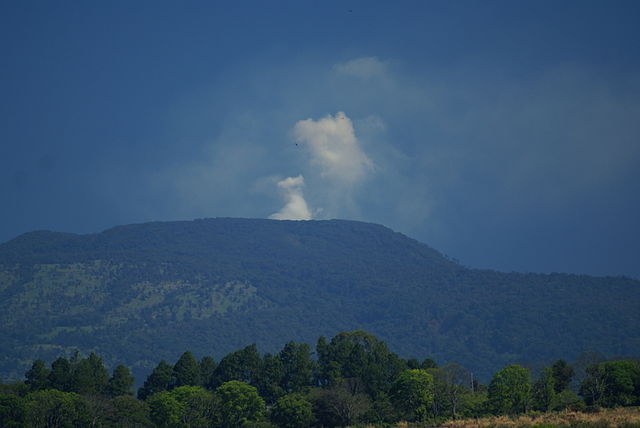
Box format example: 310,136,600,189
269,175,313,220
269,112,373,220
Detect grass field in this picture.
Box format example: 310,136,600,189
364,407,640,428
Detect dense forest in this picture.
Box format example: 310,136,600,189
1,218,638,385
1,330,639,427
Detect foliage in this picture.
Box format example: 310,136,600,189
580,360,640,407
0,393,26,427
172,351,201,388
147,390,184,427
216,380,265,428
316,330,405,398
532,368,556,412
25,389,88,428
4,332,640,427
391,369,434,421
488,364,532,415
278,341,315,394
308,383,370,428
138,360,174,400
199,356,217,389
108,364,135,397
70,352,109,395
551,359,575,393
103,395,152,427
25,360,50,392
270,393,314,428
170,385,217,427
212,344,262,388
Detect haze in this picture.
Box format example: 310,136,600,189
1,1,639,277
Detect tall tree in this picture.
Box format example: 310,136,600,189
108,365,135,397
270,393,313,428
216,380,265,428
199,356,217,388
25,360,50,392
390,369,434,422
212,344,261,387
103,395,152,427
308,383,370,428
316,331,405,398
0,394,26,428
255,353,284,404
25,389,88,428
172,351,201,388
48,357,72,392
170,385,217,427
532,367,556,412
580,360,640,407
487,364,531,415
551,360,575,393
147,391,184,428
279,341,314,394
70,353,109,395
138,361,175,400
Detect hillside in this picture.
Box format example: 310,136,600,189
0,218,638,383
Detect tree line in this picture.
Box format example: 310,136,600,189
1,330,639,427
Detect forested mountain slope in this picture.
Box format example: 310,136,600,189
0,218,638,383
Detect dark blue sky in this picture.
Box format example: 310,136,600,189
2,1,639,278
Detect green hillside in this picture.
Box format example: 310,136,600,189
0,218,638,383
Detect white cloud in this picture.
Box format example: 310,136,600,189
292,112,373,187
269,175,313,220
333,56,388,79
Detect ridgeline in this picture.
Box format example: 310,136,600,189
1,218,638,383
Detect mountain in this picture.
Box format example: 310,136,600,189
0,218,638,383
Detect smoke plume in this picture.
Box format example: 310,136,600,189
269,175,313,220
293,112,373,187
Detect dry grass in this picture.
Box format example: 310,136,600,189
439,407,640,428
358,407,640,428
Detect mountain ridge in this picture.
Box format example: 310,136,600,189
1,217,638,383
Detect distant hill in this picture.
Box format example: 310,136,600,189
0,218,638,383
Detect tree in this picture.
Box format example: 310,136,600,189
442,363,471,419
70,353,109,395
25,360,50,392
270,393,313,428
216,380,265,428
25,389,88,428
48,357,72,392
278,341,314,394
532,367,556,412
308,384,370,428
108,365,135,397
171,385,217,428
580,360,640,407
255,353,284,404
104,395,152,427
138,361,175,400
147,391,184,428
172,351,201,388
212,344,262,388
390,369,434,422
573,351,606,389
0,394,26,428
551,360,574,393
487,364,531,415
199,356,217,388
580,363,607,406
316,331,405,398
430,363,470,419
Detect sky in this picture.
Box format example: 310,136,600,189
1,0,639,278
